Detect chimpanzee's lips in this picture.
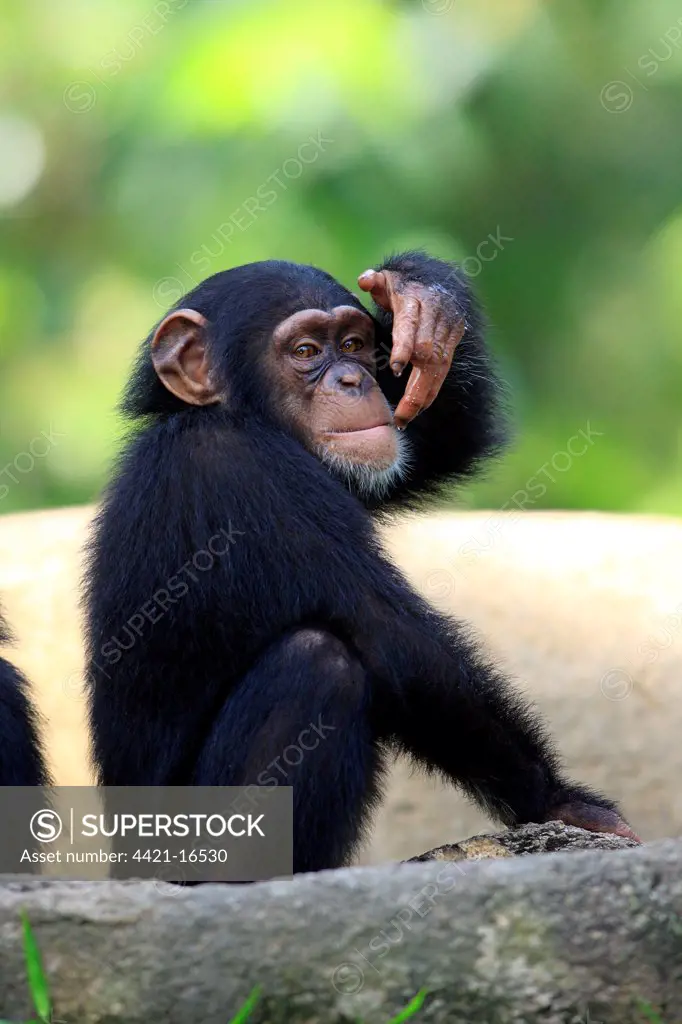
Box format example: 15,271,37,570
323,421,393,437
321,423,398,468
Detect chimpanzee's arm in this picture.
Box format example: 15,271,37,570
362,250,509,510
352,592,639,840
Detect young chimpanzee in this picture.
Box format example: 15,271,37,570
0,609,50,785
84,251,638,871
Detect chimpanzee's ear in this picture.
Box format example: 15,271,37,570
151,309,221,406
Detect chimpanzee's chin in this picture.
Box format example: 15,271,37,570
316,430,412,501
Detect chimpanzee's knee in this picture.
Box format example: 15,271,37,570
280,627,365,705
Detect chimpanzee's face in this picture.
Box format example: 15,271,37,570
265,305,410,496
148,292,411,499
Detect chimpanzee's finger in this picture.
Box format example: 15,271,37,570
389,293,420,378
357,269,391,309
411,300,437,367
422,318,465,411
419,365,450,416
394,364,441,428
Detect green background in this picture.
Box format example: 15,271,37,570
1,0,681,515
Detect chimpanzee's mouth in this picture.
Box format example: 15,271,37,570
323,421,393,437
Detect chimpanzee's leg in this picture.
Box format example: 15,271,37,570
193,628,384,873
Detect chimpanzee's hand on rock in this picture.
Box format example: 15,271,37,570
546,801,642,843
358,268,466,429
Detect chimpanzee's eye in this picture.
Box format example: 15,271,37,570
340,337,364,353
294,342,320,359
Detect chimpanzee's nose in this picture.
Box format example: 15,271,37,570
339,366,365,388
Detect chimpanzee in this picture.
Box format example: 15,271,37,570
84,250,639,871
0,609,50,785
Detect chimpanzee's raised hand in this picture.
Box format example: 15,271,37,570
358,267,466,429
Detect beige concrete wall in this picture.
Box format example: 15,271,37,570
0,506,680,863
0,506,92,787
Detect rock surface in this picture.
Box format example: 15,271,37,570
0,828,680,1023
408,820,639,862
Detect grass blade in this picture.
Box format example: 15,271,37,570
386,989,429,1023
228,986,261,1023
20,912,51,1023
637,1001,665,1024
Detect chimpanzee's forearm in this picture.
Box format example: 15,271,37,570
358,605,617,826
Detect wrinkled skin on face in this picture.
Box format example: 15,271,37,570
267,305,399,471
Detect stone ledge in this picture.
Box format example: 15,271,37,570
0,833,680,1023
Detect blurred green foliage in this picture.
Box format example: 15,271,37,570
1,0,681,515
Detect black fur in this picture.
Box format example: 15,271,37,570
0,611,51,785
84,252,616,872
